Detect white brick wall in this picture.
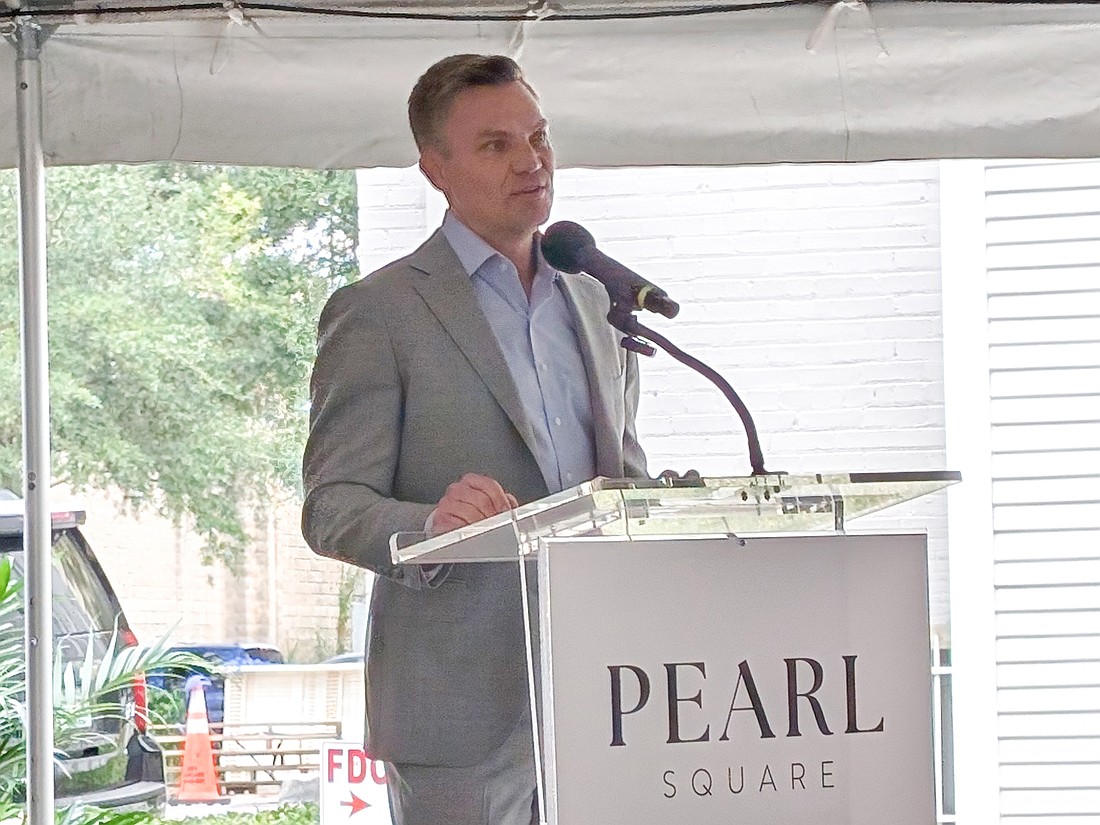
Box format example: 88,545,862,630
555,163,947,631
355,161,950,631
355,166,438,275
60,161,952,661
549,165,943,472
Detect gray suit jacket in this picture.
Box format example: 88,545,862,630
301,227,647,767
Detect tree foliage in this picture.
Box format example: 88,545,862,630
0,165,358,563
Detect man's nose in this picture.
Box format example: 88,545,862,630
511,142,543,174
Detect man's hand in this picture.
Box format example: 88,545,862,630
429,473,519,536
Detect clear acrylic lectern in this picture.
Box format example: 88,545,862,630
389,470,960,825
390,470,960,563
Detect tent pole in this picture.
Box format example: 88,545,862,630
14,20,55,825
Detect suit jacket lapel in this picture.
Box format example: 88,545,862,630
559,273,626,479
407,230,542,464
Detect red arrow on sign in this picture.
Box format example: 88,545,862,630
340,792,371,817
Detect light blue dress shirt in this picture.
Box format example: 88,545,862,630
441,212,597,495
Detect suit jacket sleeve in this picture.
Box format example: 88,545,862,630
301,283,436,585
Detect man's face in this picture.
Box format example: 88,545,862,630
420,80,554,246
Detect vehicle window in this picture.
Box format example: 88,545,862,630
0,537,28,616
0,531,119,634
244,647,284,664
51,531,118,634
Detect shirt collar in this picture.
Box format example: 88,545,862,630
440,210,559,282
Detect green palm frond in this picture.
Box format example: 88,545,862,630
0,558,11,602
0,798,160,825
0,560,204,809
57,804,155,825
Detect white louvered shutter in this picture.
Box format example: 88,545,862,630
984,160,1100,821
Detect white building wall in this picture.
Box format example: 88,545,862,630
356,161,950,628
86,162,950,662
987,160,1100,823
83,490,351,662
943,158,1100,825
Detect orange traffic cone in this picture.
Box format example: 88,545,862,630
173,683,228,804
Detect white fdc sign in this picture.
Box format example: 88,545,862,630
319,741,390,825
538,534,934,825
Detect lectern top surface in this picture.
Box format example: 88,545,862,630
390,470,961,565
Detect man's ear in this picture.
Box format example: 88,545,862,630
419,150,446,195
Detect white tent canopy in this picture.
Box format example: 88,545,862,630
3,3,1099,823
3,0,1100,168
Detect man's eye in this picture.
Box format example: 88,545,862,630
484,140,506,152
532,132,549,147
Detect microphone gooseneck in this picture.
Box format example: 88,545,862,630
540,220,775,476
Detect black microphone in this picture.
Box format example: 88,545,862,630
541,221,680,319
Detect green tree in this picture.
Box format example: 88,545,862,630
0,165,358,563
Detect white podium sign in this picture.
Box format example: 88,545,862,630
538,533,934,825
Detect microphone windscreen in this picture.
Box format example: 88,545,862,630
540,221,595,274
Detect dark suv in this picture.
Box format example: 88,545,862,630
0,491,166,811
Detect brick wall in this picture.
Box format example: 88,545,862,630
82,490,351,662
354,161,949,630
86,160,949,655
550,163,949,630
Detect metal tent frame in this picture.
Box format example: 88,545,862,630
6,2,1100,822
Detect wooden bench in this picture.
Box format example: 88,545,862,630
152,721,343,795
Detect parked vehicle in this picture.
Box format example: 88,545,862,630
0,490,166,811
320,651,363,665
147,642,285,725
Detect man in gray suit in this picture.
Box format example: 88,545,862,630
302,54,647,825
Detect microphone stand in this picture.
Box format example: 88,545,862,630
605,292,775,477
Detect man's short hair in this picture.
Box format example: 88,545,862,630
408,54,533,152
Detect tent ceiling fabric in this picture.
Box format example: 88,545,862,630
14,0,791,18
2,1,1100,168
